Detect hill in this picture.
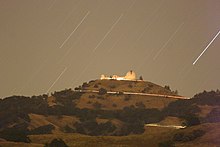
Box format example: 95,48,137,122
0,79,220,146
77,79,179,96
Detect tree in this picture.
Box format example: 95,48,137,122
82,82,89,88
94,84,99,88
139,76,143,80
0,128,30,143
45,138,68,147
93,102,102,110
183,114,200,126
29,124,55,135
173,90,178,95
135,102,145,109
164,85,171,91
98,88,107,95
158,140,174,147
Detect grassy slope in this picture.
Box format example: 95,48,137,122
175,123,220,147
27,123,220,147
85,80,177,96
28,132,171,147
0,141,43,147
76,92,176,110
28,114,79,133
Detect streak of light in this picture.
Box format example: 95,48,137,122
59,11,90,48
107,34,124,52
127,0,136,11
73,14,124,86
58,29,87,64
92,14,124,52
46,67,67,93
193,30,220,65
135,0,164,43
0,56,3,65
137,48,154,71
48,0,57,10
127,0,165,63
153,22,184,60
57,0,81,29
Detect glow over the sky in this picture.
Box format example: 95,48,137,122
0,0,220,98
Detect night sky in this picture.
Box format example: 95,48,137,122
0,0,220,98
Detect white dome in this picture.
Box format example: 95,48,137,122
125,70,136,80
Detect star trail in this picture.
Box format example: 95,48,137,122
0,0,220,98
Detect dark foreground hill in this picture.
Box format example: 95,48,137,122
0,79,220,146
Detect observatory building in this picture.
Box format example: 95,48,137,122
100,70,137,81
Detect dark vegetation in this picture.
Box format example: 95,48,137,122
75,120,116,136
139,76,143,80
205,108,220,123
45,138,68,147
159,129,206,146
173,129,206,142
0,88,219,142
163,90,220,126
29,124,55,135
158,140,175,147
98,88,107,95
0,126,30,143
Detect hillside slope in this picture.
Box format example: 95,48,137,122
80,79,178,96
0,80,220,146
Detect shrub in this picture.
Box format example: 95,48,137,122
89,80,95,83
205,108,220,123
148,84,153,88
158,140,174,147
135,102,145,109
74,86,82,90
97,96,105,100
63,125,75,133
112,103,117,107
29,124,55,135
82,82,89,88
89,95,96,99
173,132,184,142
183,114,200,126
94,84,99,88
75,120,116,136
0,128,30,143
128,84,133,88
142,87,150,93
173,90,178,95
98,88,107,95
164,85,171,91
173,129,205,142
109,84,116,89
139,76,143,80
93,102,102,110
124,96,131,101
192,129,206,138
45,138,68,147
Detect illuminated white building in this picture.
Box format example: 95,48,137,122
100,70,137,81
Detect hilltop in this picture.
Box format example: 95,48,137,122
74,79,183,111
0,79,220,146
78,79,179,95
